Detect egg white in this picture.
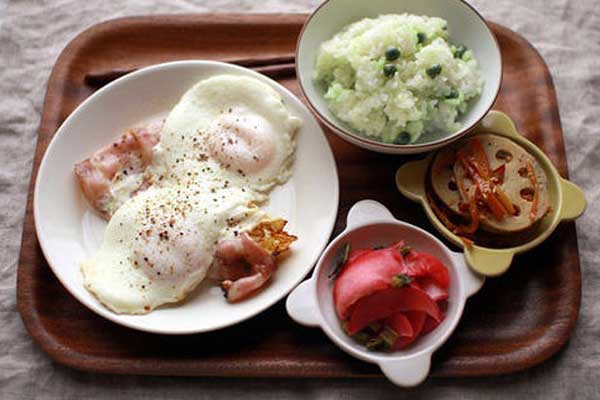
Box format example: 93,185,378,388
153,74,302,194
82,185,262,314
81,74,301,314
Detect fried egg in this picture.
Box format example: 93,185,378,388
153,74,301,194
81,74,301,314
82,185,263,314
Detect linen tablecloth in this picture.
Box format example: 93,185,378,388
1,0,598,398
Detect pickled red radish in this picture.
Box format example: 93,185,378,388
346,249,371,265
386,313,415,339
414,278,449,302
347,287,442,335
332,241,450,351
404,252,450,288
421,316,441,335
334,243,407,319
391,311,427,350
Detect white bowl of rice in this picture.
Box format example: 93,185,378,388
296,0,502,154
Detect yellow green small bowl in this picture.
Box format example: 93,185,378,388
396,110,586,276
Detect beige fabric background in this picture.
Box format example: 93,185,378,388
1,0,598,398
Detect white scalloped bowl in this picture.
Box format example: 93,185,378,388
286,200,484,386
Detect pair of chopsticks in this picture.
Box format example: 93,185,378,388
84,54,296,87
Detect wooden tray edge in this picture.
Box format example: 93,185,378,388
16,14,581,378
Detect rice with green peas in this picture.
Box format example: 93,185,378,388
315,14,483,144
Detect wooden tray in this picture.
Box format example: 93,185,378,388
17,14,581,378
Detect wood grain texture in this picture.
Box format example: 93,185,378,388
16,14,581,378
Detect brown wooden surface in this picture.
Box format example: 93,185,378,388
17,14,581,378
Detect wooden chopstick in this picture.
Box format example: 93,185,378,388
84,54,296,86
253,63,296,79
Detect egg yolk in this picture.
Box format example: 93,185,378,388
206,113,275,175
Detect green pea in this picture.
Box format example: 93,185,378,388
417,32,426,44
385,47,401,61
383,64,397,78
454,45,467,59
426,64,442,78
394,132,411,145
446,89,459,99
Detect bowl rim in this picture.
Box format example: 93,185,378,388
33,59,340,334
312,219,470,364
393,110,589,276
400,114,565,254
286,200,485,385
295,0,503,150
427,129,564,253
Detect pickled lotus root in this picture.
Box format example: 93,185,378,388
430,133,550,234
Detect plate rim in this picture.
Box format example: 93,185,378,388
32,59,340,334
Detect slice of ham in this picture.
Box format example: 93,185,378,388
210,233,276,303
215,238,245,263
221,264,272,303
74,121,162,219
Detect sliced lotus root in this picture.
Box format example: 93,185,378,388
430,133,550,233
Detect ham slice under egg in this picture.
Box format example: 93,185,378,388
210,234,275,302
74,121,163,219
209,219,297,302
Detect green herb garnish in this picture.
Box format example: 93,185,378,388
366,322,382,333
353,330,371,344
399,245,412,256
392,273,414,287
417,32,427,44
351,322,383,345
366,325,398,351
328,242,351,279
366,336,385,351
379,325,399,349
341,320,350,335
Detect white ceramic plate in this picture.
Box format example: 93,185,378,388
34,61,339,334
